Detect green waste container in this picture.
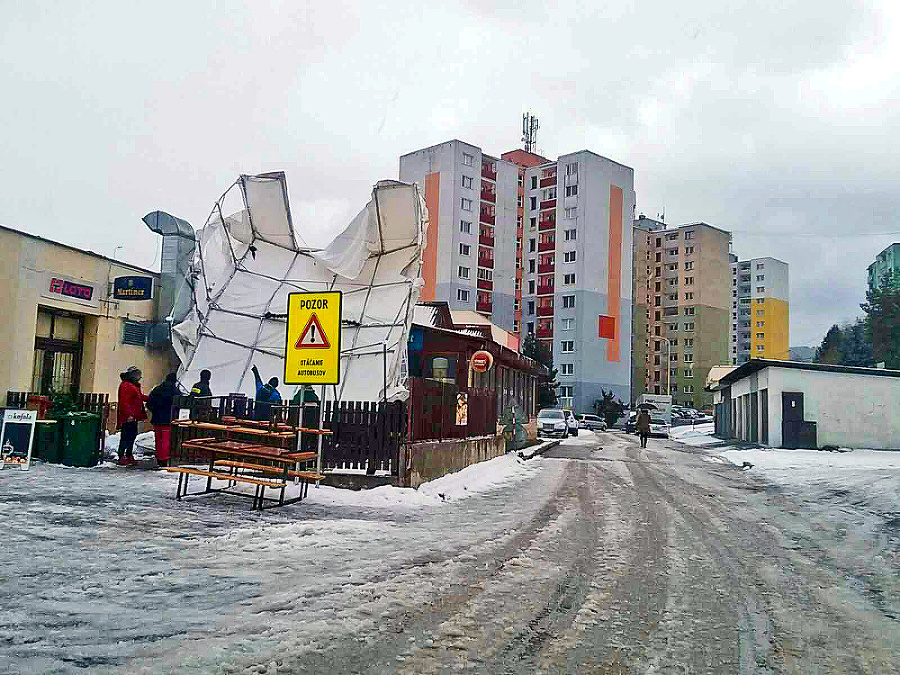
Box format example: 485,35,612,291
34,420,60,462
59,413,101,467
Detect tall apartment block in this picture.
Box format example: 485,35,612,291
729,257,789,364
867,243,900,290
633,219,731,409
631,215,665,403
400,141,635,411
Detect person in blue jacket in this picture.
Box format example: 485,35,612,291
251,364,281,421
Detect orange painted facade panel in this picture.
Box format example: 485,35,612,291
606,186,623,362
421,172,440,302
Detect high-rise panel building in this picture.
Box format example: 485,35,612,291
867,243,900,291
401,141,635,411
634,220,731,409
729,257,789,364
631,215,665,403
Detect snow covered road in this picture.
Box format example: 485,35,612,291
1,431,898,673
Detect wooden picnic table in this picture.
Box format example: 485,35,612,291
166,439,321,510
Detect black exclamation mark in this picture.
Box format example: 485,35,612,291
310,324,316,344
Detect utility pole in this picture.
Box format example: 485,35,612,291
660,337,672,397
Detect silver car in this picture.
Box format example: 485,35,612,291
537,408,569,438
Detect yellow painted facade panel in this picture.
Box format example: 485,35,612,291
749,298,789,360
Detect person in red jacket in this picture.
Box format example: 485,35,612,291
117,366,148,466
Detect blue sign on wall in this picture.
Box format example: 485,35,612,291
113,276,153,301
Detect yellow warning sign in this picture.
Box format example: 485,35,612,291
284,291,342,385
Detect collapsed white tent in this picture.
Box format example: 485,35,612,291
171,172,427,405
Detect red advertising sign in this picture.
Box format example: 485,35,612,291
40,273,100,308
471,350,494,372
48,277,94,302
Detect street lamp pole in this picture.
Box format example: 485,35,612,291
660,337,671,397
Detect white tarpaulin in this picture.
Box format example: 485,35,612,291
172,172,427,404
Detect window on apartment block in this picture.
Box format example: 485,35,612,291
667,247,678,256
528,280,535,294
565,185,578,197
757,345,765,351
528,259,536,273
665,233,678,241
684,338,693,347
561,318,574,330
564,273,576,285
564,251,576,263
517,195,523,207
685,292,694,300
565,229,577,241
757,286,765,293
756,332,765,339
757,263,764,269
683,385,694,394
566,162,578,175
559,385,574,398
654,282,661,292
478,268,493,281
517,173,524,187
757,309,764,316
684,369,693,378
756,275,764,281
733,290,737,297
529,217,537,230
685,246,694,255
460,220,472,234
529,238,536,252
671,352,678,361
515,279,521,292
670,367,678,378
655,311,660,320
461,198,472,211
668,263,678,271
756,321,765,327
684,306,695,315
686,277,694,285
561,340,575,353
459,243,470,256
684,262,694,271
684,230,695,240
684,322,694,331
457,289,469,302
668,293,678,301
560,363,574,376
462,152,474,167
530,196,537,210
543,187,557,200
563,295,576,308
513,320,520,333
756,298,764,304
684,353,693,363
527,300,535,315
527,321,534,334
531,175,538,189
458,266,471,279
462,175,473,189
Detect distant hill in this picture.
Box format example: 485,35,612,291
789,346,815,362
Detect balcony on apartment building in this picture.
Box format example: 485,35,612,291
476,300,493,313
536,283,554,295
538,214,555,231
540,198,557,210
478,256,494,269
536,326,553,338
538,262,555,274
540,175,557,188
538,239,555,252
537,304,554,316
481,164,497,181
479,232,495,247
479,211,495,225
480,186,496,203
477,278,493,291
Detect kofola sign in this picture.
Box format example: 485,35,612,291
41,273,100,308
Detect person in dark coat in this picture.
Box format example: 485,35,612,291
251,365,281,421
189,370,212,398
636,409,652,449
117,366,148,466
147,373,180,467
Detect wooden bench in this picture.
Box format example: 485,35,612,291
164,466,286,510
214,459,325,482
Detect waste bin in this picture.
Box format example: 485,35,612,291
59,413,101,467
33,420,60,462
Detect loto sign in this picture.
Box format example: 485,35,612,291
471,350,494,373
284,291,342,385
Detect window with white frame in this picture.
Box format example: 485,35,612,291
563,295,576,308
561,318,574,330
757,344,765,351
458,266,469,279
530,196,537,210
560,363,574,375
757,262,764,269
528,280,535,294
517,195,523,207
684,292,694,300
684,369,693,377
529,217,537,229
757,286,765,292
685,261,694,270
756,321,765,327
460,220,472,234
529,238,536,252
564,273,576,285
756,275,764,281
685,246,694,254
459,243,470,256
684,353,693,363
565,229,577,241
513,320,520,333
527,300,535,315
683,322,694,331
667,247,678,256
559,385,574,398
670,368,678,377
685,276,694,285
684,306,695,315
461,175,473,189
683,385,694,393
561,340,575,353
461,198,472,211
566,162,578,175
478,268,493,281
565,207,577,219
756,332,764,339
565,185,578,197
564,251,576,263
668,263,678,271
684,338,693,347
457,289,469,302
528,259,536,273
542,187,557,200
684,230,695,240
462,152,473,167
665,233,678,241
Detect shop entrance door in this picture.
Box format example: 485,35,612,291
32,308,84,395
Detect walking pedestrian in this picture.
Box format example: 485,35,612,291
251,365,281,421
147,373,180,468
116,366,147,466
637,408,652,449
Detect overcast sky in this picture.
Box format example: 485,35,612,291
2,1,897,346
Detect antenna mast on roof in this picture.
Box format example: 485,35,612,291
522,112,539,153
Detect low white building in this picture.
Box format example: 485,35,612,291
711,359,900,450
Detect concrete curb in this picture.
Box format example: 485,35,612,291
517,439,561,460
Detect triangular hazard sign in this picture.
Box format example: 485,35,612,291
295,313,330,349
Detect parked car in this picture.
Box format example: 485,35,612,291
625,411,638,434
563,410,579,436
537,408,569,438
575,413,607,431
649,416,670,438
